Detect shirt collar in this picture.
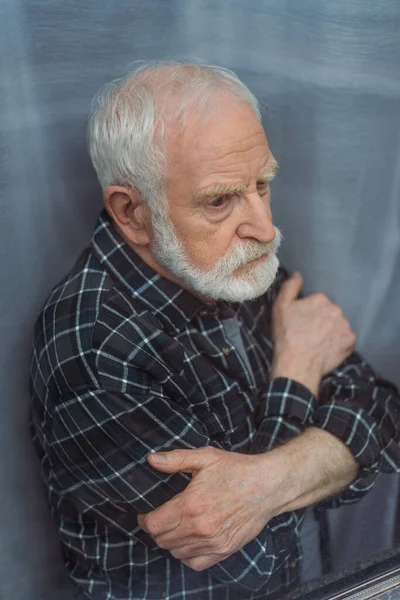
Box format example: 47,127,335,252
90,209,232,333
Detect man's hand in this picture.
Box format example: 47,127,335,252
271,272,356,395
137,430,357,571
137,446,282,571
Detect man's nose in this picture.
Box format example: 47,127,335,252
236,194,276,244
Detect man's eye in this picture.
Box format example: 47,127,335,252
209,196,229,208
257,181,269,194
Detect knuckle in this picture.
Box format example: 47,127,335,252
186,560,197,571
195,519,214,539
193,523,206,537
343,320,355,337
188,559,207,572
308,293,327,308
145,520,158,537
204,526,216,539
139,514,149,530
203,445,219,458
333,305,343,316
218,530,237,555
184,501,200,519
314,292,328,304
220,545,234,558
218,539,235,556
154,536,167,549
330,305,343,318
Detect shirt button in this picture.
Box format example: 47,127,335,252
221,347,231,356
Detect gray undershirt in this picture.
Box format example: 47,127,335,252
222,315,254,381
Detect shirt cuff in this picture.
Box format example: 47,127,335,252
263,377,317,424
251,378,317,454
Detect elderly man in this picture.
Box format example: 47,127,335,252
30,61,400,600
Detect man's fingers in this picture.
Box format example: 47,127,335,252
182,555,220,571
170,543,209,560
275,272,303,307
156,527,214,550
137,496,183,537
155,528,197,550
140,448,221,538
147,447,218,474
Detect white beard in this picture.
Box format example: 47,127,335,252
150,205,282,303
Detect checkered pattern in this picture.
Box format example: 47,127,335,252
30,209,400,600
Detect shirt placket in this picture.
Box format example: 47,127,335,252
198,307,255,392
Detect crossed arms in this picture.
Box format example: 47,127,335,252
48,273,400,592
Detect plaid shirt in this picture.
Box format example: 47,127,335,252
30,209,400,600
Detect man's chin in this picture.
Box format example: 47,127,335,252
207,276,277,303
226,262,279,301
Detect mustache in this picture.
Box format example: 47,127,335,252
215,226,282,273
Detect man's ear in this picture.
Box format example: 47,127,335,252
104,186,151,246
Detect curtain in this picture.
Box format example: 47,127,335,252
1,1,399,598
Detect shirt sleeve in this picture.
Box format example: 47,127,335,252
49,382,305,593
250,377,317,453
310,352,400,506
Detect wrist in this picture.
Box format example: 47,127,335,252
255,450,301,519
270,352,322,396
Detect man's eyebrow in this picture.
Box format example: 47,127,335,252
193,160,280,204
193,182,246,204
258,159,279,182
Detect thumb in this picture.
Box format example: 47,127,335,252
147,447,215,474
276,271,303,307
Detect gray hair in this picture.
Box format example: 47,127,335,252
87,60,261,213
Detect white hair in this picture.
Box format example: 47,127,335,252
87,60,261,214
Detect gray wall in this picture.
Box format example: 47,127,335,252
1,1,399,598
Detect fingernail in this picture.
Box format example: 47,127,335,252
151,452,166,464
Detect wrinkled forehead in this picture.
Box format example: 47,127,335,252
164,93,271,180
